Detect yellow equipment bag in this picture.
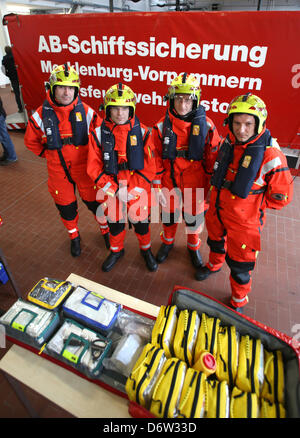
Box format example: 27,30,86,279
194,313,220,363
260,398,286,418
151,305,178,358
235,335,264,396
173,309,200,366
125,343,166,408
216,325,239,388
27,277,73,310
205,379,230,418
150,357,187,418
230,386,259,418
261,349,285,404
177,368,206,418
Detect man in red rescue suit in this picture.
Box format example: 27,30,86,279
87,83,158,272
24,64,109,257
151,73,220,268
196,93,293,313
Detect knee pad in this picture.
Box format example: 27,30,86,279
108,221,125,236
231,271,251,285
133,221,150,236
207,237,226,254
82,199,99,215
226,254,255,285
55,201,78,221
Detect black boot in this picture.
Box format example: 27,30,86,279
102,249,124,272
195,265,221,281
230,305,244,314
156,243,174,263
71,236,81,257
103,232,110,249
188,248,203,268
141,249,158,272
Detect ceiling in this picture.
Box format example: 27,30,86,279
3,0,300,15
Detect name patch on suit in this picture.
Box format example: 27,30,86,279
130,135,137,146
76,112,82,122
242,155,252,168
192,125,200,136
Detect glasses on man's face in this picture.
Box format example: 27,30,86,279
174,95,193,104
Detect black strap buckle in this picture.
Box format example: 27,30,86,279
62,137,73,145
221,180,232,190
118,162,129,171
176,150,188,159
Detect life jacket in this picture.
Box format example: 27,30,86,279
162,105,208,161
101,116,145,175
210,129,272,199
42,96,88,150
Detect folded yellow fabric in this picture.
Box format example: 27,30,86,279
194,313,220,363
230,386,259,418
216,325,239,388
150,357,187,418
260,398,286,418
151,305,178,358
261,349,285,404
205,379,230,418
236,335,264,396
125,343,166,408
177,368,206,418
173,309,200,366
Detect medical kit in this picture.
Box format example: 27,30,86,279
45,318,111,378
62,285,121,334
126,285,300,418
0,298,60,346
27,277,73,310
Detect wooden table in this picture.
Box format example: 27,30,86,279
0,273,160,418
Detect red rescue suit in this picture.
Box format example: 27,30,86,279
87,115,157,252
152,108,220,251
205,127,294,308
24,91,109,239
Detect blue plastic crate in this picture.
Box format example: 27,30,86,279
0,263,9,284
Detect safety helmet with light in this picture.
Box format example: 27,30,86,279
48,64,80,97
167,73,201,112
104,83,136,119
226,93,267,134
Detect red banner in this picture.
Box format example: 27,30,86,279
4,11,300,148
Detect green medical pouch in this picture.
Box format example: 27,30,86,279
236,335,264,396
0,298,60,347
194,313,220,362
46,319,111,378
216,325,239,388
177,368,206,418
205,379,230,418
150,357,187,418
230,386,259,418
125,343,166,408
261,349,285,404
173,309,200,366
151,305,177,358
260,398,286,418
